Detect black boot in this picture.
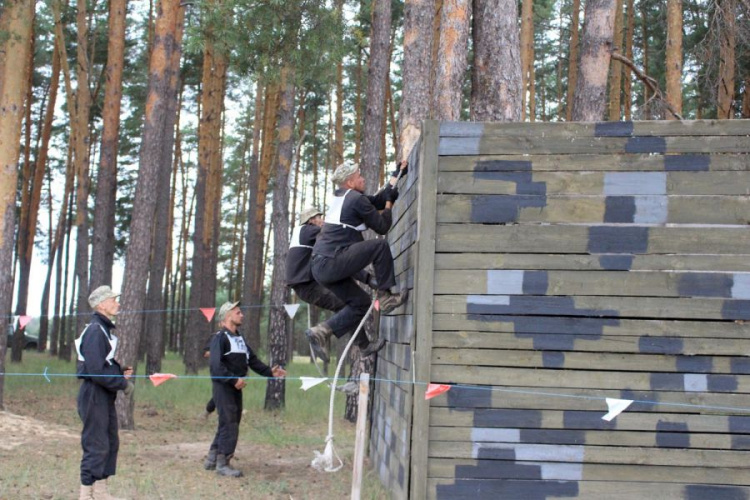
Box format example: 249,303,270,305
216,454,243,477
305,323,333,363
377,289,408,313
204,448,217,470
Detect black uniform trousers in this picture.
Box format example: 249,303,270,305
291,280,345,314
311,238,396,339
209,381,243,457
78,381,119,486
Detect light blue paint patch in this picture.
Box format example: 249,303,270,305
634,195,668,223
684,374,708,392
733,274,750,299
604,172,667,195
439,136,481,155
515,444,585,462
540,463,584,481
471,427,521,443
487,270,525,294
467,295,510,306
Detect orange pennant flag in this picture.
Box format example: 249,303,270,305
374,300,380,311
200,308,215,322
149,373,177,387
425,383,451,400
18,315,31,329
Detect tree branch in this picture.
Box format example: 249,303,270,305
610,49,684,120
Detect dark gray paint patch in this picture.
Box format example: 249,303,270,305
594,121,634,137
474,171,547,195
542,351,565,368
731,358,750,375
470,195,547,223
587,226,649,254
398,464,404,488
625,136,667,153
563,411,617,430
468,296,619,318
447,385,493,409
732,435,750,450
639,336,684,354
678,273,733,298
453,459,541,480
437,479,579,499
598,255,634,270
685,485,748,500
729,416,750,433
520,429,586,445
664,155,711,171
708,375,739,392
521,333,590,351
604,196,636,222
471,315,618,335
523,271,549,295
676,356,713,373
722,300,750,320
475,160,533,172
473,409,543,428
650,373,684,390
620,389,659,411
656,421,690,448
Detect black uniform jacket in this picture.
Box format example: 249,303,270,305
76,312,128,393
209,327,273,387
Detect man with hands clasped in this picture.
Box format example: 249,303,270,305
204,300,286,477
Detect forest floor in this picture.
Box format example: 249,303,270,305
0,352,388,499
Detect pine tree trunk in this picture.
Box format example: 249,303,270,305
571,0,618,122
334,0,345,165
471,0,523,122
520,0,533,121
116,0,183,428
565,0,581,121
623,0,634,120
608,0,624,121
665,0,682,119
361,0,391,191
742,76,750,118
265,66,296,411
716,0,736,118
91,0,128,289
0,0,34,404
641,1,650,119
432,0,470,120
399,0,434,162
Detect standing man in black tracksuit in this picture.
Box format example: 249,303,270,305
75,285,134,500
204,300,286,477
305,160,409,363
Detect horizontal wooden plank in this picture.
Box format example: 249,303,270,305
434,269,750,299
432,348,750,374
432,331,750,356
428,385,750,414
428,478,750,499
439,153,750,172
431,314,750,339
434,253,750,272
430,364,750,393
429,407,750,434
439,135,750,156
436,194,750,225
435,224,750,255
437,171,750,196
439,120,750,138
434,294,750,321
429,426,748,451
429,458,750,485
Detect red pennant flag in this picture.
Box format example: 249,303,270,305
425,383,451,400
200,308,215,322
149,373,177,387
18,315,32,329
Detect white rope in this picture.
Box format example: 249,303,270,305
311,299,377,473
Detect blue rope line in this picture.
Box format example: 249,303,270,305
3,369,750,414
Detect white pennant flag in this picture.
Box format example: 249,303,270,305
284,303,301,319
300,376,328,391
602,398,633,421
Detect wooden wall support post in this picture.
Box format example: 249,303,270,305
351,372,370,500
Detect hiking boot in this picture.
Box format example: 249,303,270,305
360,337,387,358
92,480,125,500
377,289,408,313
204,448,217,470
216,454,243,477
306,323,333,363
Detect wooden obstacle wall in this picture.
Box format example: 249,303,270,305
372,119,750,499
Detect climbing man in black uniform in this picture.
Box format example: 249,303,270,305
75,285,134,500
306,160,409,363
204,300,287,477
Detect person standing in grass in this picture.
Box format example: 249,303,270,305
204,300,287,477
75,286,134,500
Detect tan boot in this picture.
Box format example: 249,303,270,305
377,289,408,313
305,323,334,363
92,479,126,500
79,485,94,500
